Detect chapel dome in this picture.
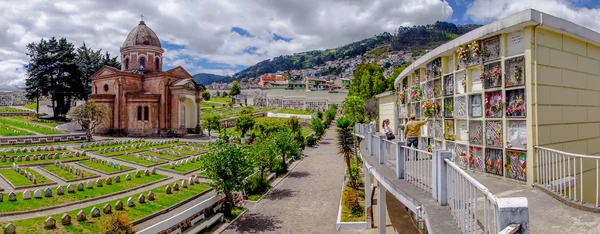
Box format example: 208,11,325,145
122,21,162,48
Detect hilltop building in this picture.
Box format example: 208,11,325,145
0,91,27,106
258,74,288,89
90,19,205,136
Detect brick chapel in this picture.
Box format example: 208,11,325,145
89,19,205,136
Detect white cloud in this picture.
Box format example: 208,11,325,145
0,0,455,90
465,0,600,32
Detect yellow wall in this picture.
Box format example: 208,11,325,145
379,94,396,135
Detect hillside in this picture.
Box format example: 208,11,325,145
194,21,482,84
192,73,233,85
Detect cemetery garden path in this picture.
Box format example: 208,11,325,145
222,128,350,234
0,141,209,222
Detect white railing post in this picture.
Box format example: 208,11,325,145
432,150,451,206
396,142,405,179
378,136,385,164
495,197,529,234
364,164,372,228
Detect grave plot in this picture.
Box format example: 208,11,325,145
434,79,443,98
454,144,468,168
485,121,503,147
444,98,454,118
485,148,503,176
444,74,454,96
0,123,33,136
0,166,55,188
506,150,527,181
468,146,484,172
77,158,134,175
507,121,527,149
142,144,207,160
465,40,482,67
453,96,467,118
455,120,469,142
426,57,441,80
469,94,482,118
483,61,502,89
468,120,483,145
484,91,503,118
444,120,455,141
423,80,434,100
0,118,64,135
481,35,501,62
0,147,88,167
432,118,443,139
114,153,167,167
0,170,168,214
505,56,526,87
79,139,146,151
40,162,99,182
92,140,185,157
470,67,483,92
506,89,526,117
455,71,466,94
159,156,203,174
0,180,210,234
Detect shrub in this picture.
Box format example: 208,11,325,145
244,174,271,196
306,135,316,146
316,111,324,119
100,212,137,234
347,163,360,179
212,104,215,109
270,158,288,176
344,189,363,217
294,131,305,150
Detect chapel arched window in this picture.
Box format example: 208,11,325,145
140,57,145,70
137,106,142,121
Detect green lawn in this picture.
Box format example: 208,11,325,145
0,106,31,113
201,106,276,119
114,155,166,166
142,151,187,160
0,123,33,136
4,116,60,127
2,149,70,157
159,159,203,174
0,183,210,233
89,142,185,156
0,155,89,167
0,172,168,214
0,168,52,187
207,97,229,103
0,118,63,135
23,103,37,110
0,140,103,148
276,108,315,115
77,161,132,174
41,165,98,181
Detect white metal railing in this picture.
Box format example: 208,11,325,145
446,158,498,234
403,146,433,194
535,146,600,206
381,139,397,172
372,135,381,158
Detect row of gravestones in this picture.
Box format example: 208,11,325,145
148,148,182,157
89,139,179,153
1,145,67,156
89,157,125,171
128,153,160,163
169,156,201,169
12,164,37,184
0,168,157,202
172,145,202,152
0,151,85,163
54,161,87,178
80,138,146,149
2,175,201,233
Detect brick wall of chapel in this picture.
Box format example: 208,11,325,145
122,51,162,72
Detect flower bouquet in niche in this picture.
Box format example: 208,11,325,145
427,145,433,153
410,85,422,101
457,46,470,63
488,64,502,86
485,92,503,118
399,92,406,104
468,40,481,58
461,75,467,92
422,100,440,117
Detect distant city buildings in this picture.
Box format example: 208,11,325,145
0,91,27,106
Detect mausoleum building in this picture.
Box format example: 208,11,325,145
90,20,205,136
393,9,600,185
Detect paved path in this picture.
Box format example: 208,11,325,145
223,128,347,233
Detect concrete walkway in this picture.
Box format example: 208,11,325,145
469,172,600,234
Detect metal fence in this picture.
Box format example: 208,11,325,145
381,139,397,173
535,146,599,206
446,158,498,234
403,146,433,194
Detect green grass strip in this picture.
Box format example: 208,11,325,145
0,182,210,233
41,165,97,181
0,168,52,187
2,149,70,157
0,106,31,113
0,123,33,136
0,156,89,167
0,140,103,149
0,118,63,135
114,155,166,166
159,160,203,174
0,172,168,213
78,161,132,174
4,116,59,127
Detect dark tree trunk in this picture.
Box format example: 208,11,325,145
35,96,39,115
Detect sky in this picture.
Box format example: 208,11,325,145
1,0,600,91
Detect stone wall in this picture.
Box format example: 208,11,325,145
0,112,34,117
0,133,87,146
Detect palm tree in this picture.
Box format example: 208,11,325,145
337,117,357,189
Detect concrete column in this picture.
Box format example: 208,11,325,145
377,180,386,234
378,136,385,164
396,142,405,179
496,197,529,234
364,164,372,228
432,150,451,206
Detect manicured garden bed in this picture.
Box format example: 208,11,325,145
276,108,315,115
0,123,33,136
0,140,103,148
0,168,52,187
114,155,166,167
159,160,203,174
77,160,133,174
1,149,70,157
0,155,89,167
93,142,186,157
40,165,98,181
3,116,60,127
0,118,63,135
0,172,169,213
0,107,31,113
0,182,210,233
142,151,188,160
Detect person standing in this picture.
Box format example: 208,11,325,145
404,115,429,149
383,119,395,140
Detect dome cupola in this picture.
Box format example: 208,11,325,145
120,18,164,73
122,20,162,48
